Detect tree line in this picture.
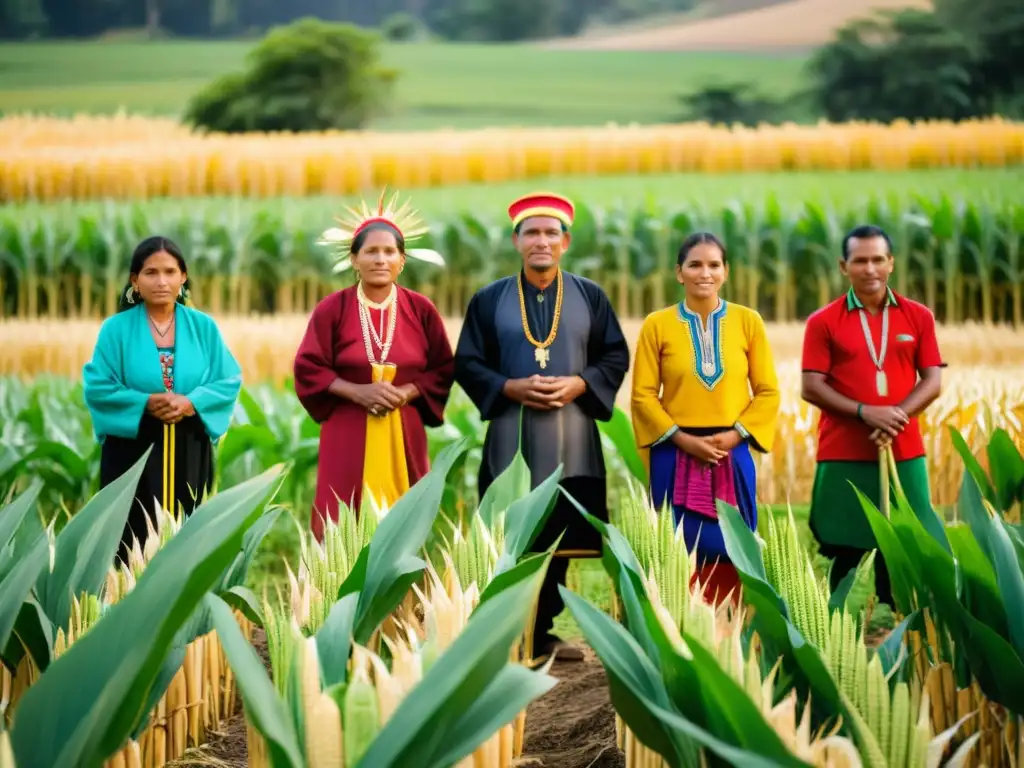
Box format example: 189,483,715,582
0,0,697,41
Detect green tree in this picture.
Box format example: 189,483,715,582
184,17,397,133
807,9,980,123
933,0,1024,116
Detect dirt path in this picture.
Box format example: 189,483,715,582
173,631,624,767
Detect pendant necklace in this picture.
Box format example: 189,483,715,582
859,305,889,396
517,271,563,370
149,314,174,338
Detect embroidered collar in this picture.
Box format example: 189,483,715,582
677,299,727,391
846,286,898,311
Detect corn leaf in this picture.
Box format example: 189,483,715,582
314,591,358,688
352,436,470,642
207,593,304,768
559,586,715,768
477,444,530,528
34,450,150,640
985,429,1024,512
599,407,648,485
0,530,48,671
492,464,562,574
427,664,556,767
718,505,847,719
9,465,282,768
354,552,554,768
861,484,1024,712
0,480,42,576
949,426,998,508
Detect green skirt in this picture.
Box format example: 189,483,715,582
809,457,944,551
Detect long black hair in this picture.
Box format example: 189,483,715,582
677,231,728,266
118,236,191,312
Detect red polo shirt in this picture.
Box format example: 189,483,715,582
802,287,945,462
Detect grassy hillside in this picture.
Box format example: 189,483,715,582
0,40,809,128
553,0,933,49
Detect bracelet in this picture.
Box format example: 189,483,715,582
856,403,864,421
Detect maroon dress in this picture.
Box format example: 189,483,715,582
293,285,455,539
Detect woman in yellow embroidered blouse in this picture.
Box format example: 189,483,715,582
631,232,780,604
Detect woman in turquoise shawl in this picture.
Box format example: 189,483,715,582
83,236,242,564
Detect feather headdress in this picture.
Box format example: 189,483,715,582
317,188,445,273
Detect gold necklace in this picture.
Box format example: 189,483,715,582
517,270,562,370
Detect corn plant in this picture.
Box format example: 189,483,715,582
854,432,1024,765
3,463,283,768
2,195,1023,324
1,449,283,766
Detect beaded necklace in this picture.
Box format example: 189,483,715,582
357,283,397,365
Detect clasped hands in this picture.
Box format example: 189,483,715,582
858,404,910,447
146,393,194,424
503,375,586,410
673,428,743,466
354,381,418,416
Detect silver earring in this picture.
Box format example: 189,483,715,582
126,286,136,304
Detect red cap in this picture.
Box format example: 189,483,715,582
508,192,575,229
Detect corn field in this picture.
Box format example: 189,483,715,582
2,194,1024,323
3,361,1022,515
1,115,1022,203
4,415,1021,766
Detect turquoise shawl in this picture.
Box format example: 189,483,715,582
83,304,242,444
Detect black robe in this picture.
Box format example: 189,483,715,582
455,270,630,555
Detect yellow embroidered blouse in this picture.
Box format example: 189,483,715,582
631,300,780,456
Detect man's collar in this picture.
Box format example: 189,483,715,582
846,286,897,311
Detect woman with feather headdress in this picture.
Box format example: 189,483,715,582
293,191,454,539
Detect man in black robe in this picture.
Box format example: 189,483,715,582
454,192,630,664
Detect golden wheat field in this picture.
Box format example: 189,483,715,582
3,316,1023,506
1,115,1022,201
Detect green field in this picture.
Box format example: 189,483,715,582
7,168,1021,218
0,40,808,129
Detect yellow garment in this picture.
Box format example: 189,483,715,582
631,300,780,458
362,363,410,509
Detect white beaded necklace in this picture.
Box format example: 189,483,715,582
357,283,397,365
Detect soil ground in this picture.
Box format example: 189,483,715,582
173,631,625,768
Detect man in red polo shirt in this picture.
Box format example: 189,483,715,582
801,224,947,605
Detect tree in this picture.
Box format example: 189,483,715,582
807,9,980,123
184,17,397,133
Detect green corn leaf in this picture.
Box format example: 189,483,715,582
0,481,42,576
354,552,553,768
985,429,1024,512
353,437,470,642
598,407,648,485
477,445,530,528
207,593,304,768
314,591,358,689
9,465,282,768
426,664,556,768
34,450,150,640
492,464,562,574
0,531,48,671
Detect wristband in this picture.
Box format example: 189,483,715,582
857,403,864,421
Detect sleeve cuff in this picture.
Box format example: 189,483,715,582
652,425,679,446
